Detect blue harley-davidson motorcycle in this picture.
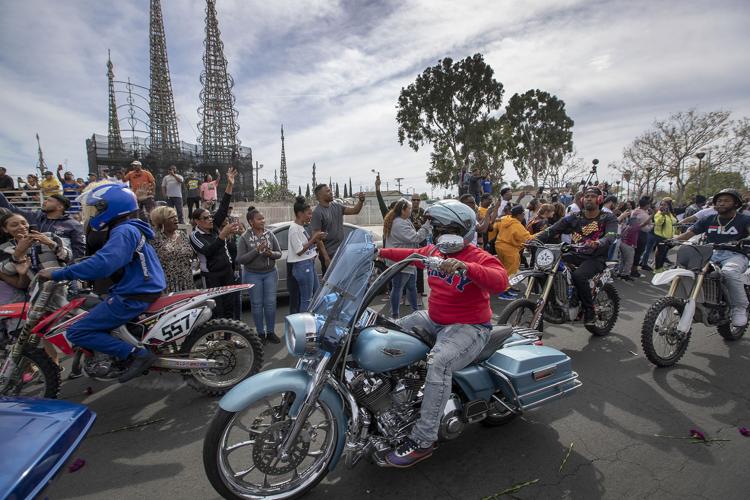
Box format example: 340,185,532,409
203,229,582,499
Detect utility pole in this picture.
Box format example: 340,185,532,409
255,161,263,185
395,177,404,193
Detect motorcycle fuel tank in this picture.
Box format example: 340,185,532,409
352,326,430,373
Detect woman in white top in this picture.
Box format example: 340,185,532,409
288,196,326,312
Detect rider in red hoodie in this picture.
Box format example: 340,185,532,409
378,199,508,467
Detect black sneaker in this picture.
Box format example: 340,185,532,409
68,369,84,380
630,271,642,278
385,438,435,468
118,349,157,383
266,333,281,344
583,308,597,326
641,264,653,271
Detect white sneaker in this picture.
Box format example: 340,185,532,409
731,308,748,328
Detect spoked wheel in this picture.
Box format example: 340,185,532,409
585,283,620,336
180,319,263,396
203,393,337,500
641,297,690,367
497,299,543,333
0,348,60,399
717,287,750,341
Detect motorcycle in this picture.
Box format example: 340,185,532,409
0,279,263,399
203,229,582,500
640,240,750,367
497,239,620,336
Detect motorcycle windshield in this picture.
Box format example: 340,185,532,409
309,229,375,350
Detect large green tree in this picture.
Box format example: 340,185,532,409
504,89,574,188
396,53,505,187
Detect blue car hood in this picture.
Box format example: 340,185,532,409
0,397,96,500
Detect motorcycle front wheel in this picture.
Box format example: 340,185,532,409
203,393,337,500
180,319,264,396
497,298,543,333
585,283,620,336
641,296,690,367
0,348,61,399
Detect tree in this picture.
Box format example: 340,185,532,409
349,177,353,197
305,183,311,198
256,180,295,202
503,89,574,188
344,184,348,198
298,186,302,197
540,150,588,189
396,53,505,188
617,110,750,202
335,183,340,198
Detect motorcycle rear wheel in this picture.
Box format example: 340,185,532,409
585,283,620,336
717,287,750,341
641,296,690,367
203,394,337,500
481,397,518,427
1,348,60,399
497,298,544,333
180,319,263,396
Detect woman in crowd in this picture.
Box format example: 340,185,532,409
651,199,678,272
527,203,554,234
288,196,326,313
0,211,72,371
525,198,540,226
150,206,195,293
200,171,220,211
383,199,431,318
190,168,241,319
616,205,641,280
237,206,282,343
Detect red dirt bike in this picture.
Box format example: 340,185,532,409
0,279,263,399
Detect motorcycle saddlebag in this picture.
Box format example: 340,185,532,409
485,345,579,410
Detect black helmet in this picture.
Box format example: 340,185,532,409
712,188,743,209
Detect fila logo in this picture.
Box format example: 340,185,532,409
707,225,739,235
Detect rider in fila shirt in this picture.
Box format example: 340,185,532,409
675,188,750,327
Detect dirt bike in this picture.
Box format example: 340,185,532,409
497,239,620,336
202,229,581,499
0,278,263,399
640,240,750,367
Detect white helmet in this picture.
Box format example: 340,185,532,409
425,200,476,253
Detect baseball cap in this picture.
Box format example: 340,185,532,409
131,160,142,167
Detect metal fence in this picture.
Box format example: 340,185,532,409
0,189,44,211
227,201,385,227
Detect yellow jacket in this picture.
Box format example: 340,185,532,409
493,216,532,276
40,177,62,196
653,211,678,239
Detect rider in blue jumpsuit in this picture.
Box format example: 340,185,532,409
40,183,166,383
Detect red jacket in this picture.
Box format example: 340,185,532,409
380,245,508,325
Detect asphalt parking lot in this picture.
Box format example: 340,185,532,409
49,279,749,499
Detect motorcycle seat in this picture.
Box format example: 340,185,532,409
473,325,514,363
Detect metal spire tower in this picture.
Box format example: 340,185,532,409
279,124,288,190
107,51,125,161
198,0,239,166
149,0,181,161
35,133,48,176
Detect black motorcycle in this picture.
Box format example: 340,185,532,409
497,240,620,336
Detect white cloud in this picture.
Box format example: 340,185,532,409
1,0,749,196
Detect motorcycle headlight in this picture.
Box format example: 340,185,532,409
285,313,320,357
535,248,555,270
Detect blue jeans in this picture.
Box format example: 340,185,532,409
711,250,749,310
243,268,278,336
640,233,658,267
390,271,419,318
167,196,184,223
396,311,490,446
292,259,319,312
67,295,150,360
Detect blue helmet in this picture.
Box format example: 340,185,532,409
84,183,138,230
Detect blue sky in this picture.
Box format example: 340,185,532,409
1,0,748,195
